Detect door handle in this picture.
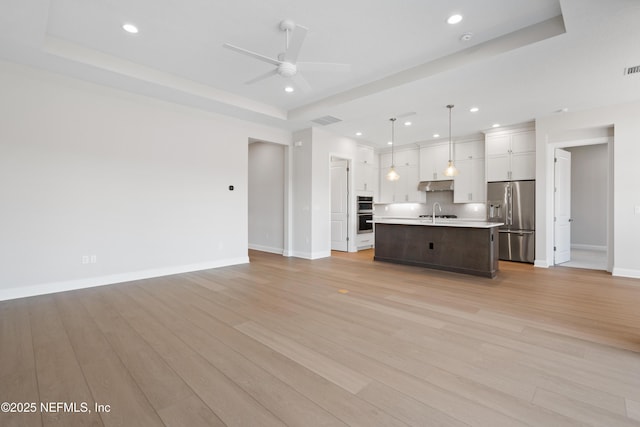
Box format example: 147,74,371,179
568,218,574,222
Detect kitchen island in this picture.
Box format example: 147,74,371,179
372,218,503,278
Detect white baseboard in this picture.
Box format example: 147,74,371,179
248,243,284,255
534,260,550,268
290,250,331,260
571,244,606,252
0,257,250,302
611,268,640,280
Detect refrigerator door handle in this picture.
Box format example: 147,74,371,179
507,185,513,226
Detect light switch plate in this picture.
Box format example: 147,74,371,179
635,206,640,215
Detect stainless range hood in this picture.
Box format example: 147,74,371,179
417,180,454,192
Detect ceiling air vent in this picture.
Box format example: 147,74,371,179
624,65,640,75
311,115,342,126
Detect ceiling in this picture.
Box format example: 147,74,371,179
1,0,639,148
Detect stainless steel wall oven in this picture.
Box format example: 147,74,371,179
357,196,373,234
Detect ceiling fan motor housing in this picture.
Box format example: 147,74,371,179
278,62,297,77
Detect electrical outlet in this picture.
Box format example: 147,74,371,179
82,255,89,264
90,255,97,264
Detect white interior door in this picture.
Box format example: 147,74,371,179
331,160,349,251
554,148,572,264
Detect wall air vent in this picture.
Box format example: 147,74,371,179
624,65,640,75
311,115,342,126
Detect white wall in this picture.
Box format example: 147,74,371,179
536,101,640,278
248,141,285,254
291,127,358,258
0,61,290,300
566,144,607,249
291,128,313,258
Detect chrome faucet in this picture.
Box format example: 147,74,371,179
432,202,441,224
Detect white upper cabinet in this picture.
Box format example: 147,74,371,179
355,145,377,194
485,129,535,182
453,139,485,203
419,143,449,181
378,147,424,203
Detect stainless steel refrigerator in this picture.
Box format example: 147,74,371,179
487,180,535,263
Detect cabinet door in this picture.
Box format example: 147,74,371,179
510,151,536,180
394,148,419,167
470,157,486,202
486,155,510,182
455,140,484,161
398,164,423,203
357,145,375,164
355,162,376,192
453,157,485,203
379,152,393,169
419,144,449,181
379,168,396,203
453,158,472,203
511,131,535,154
486,134,511,156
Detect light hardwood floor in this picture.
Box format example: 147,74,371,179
2,249,640,426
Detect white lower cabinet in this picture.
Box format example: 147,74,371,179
356,233,374,250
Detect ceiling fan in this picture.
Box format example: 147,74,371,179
223,19,350,92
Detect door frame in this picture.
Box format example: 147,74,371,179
547,136,613,271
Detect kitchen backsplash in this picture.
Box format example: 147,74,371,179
374,191,486,220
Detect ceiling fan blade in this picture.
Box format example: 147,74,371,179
291,73,312,93
223,43,281,66
283,25,307,63
245,69,279,85
298,62,351,73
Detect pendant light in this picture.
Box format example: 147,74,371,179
444,104,459,177
386,117,400,181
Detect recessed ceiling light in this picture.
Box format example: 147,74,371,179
447,14,463,25
470,107,479,113
492,123,501,128
404,121,412,126
284,86,294,93
122,23,139,34
388,141,393,145
355,132,362,136
433,133,440,138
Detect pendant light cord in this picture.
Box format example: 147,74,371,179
447,105,454,162
390,118,396,166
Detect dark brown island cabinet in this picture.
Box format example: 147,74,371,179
373,219,503,278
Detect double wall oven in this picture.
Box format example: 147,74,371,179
357,196,373,234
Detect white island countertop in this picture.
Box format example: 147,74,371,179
370,217,504,229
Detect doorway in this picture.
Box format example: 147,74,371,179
553,142,610,271
330,157,350,252
248,140,285,254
